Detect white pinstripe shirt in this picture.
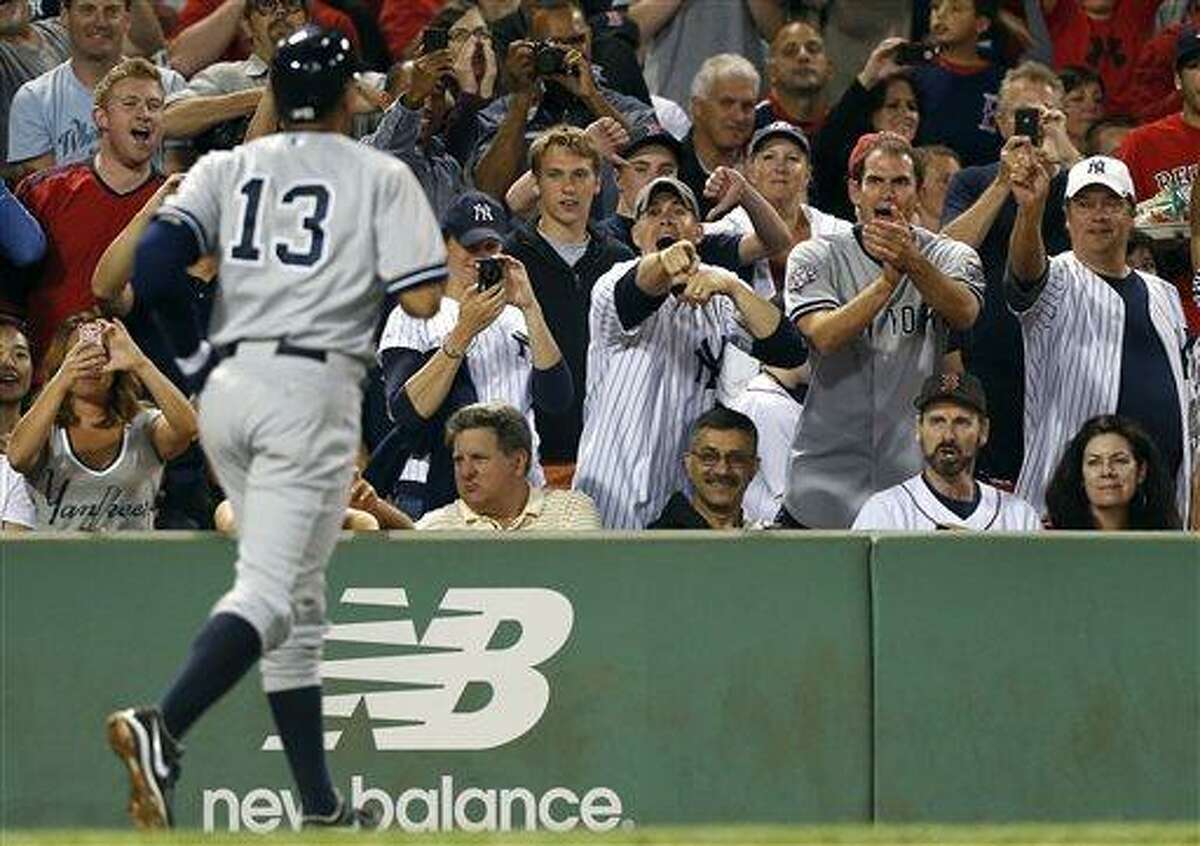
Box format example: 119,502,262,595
573,259,754,529
1008,252,1191,518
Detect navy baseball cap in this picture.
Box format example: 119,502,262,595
914,371,988,417
441,191,509,248
750,120,810,157
1176,26,1200,69
623,120,682,159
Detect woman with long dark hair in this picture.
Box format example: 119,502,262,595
1045,415,1181,530
7,313,198,531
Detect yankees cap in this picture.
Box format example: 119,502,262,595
1065,156,1135,202
441,191,510,248
1176,25,1200,69
750,120,810,157
633,176,700,220
914,371,988,417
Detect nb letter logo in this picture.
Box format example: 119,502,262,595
262,587,573,751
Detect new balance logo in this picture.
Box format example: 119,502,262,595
262,587,573,752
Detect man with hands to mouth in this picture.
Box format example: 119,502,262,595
780,132,984,529
572,176,807,530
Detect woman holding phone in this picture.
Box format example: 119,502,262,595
6,313,198,531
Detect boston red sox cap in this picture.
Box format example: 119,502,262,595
441,191,510,248
914,371,988,417
622,119,683,160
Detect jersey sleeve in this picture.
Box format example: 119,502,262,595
783,238,839,323
377,160,447,293
1008,254,1069,333
7,83,51,163
1,463,36,528
929,235,985,308
157,150,228,254
377,302,440,354
591,259,647,344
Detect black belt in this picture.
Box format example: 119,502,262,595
218,339,327,363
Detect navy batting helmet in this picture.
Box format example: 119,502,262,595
271,25,356,123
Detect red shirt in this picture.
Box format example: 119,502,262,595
173,0,360,64
14,162,164,364
377,0,441,61
1115,112,1200,201
1044,0,1159,116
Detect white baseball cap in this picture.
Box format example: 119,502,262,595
1065,156,1135,202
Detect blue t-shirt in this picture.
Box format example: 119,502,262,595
1106,270,1184,478
8,60,186,165
910,58,1004,167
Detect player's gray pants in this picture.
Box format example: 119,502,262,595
198,343,364,693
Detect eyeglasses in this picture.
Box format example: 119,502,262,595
689,449,756,471
249,0,305,16
449,26,492,43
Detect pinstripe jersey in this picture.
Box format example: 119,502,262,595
573,259,755,529
1007,253,1191,517
782,227,985,528
377,298,545,486
159,132,447,364
851,474,1042,531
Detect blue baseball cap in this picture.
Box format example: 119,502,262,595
441,191,509,248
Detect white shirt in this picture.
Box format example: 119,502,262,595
852,473,1042,531
727,372,802,526
0,454,36,529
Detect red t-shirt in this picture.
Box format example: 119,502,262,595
1044,0,1159,116
1115,112,1200,201
14,162,164,364
173,0,360,64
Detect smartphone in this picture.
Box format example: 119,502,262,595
423,27,448,53
894,41,937,65
79,322,103,347
1014,107,1042,145
476,257,504,292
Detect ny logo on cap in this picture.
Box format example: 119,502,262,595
939,373,961,392
1088,160,1106,175
473,203,495,223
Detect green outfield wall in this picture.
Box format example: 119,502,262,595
0,533,1195,832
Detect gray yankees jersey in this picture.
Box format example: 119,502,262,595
573,259,754,529
30,409,164,531
160,132,446,363
851,473,1041,531
377,297,545,485
782,226,985,528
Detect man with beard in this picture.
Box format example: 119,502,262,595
160,0,311,151
13,57,169,364
754,20,832,138
648,405,761,529
7,0,184,181
852,372,1041,530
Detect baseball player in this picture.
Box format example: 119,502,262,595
1006,153,1191,519
105,27,446,830
852,372,1042,530
573,176,807,529
782,132,985,528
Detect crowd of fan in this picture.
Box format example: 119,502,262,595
0,0,1197,533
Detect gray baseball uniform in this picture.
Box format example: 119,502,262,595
782,227,985,528
160,131,445,688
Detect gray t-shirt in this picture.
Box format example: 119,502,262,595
782,226,985,528
167,54,267,103
7,58,186,165
642,0,766,111
0,19,69,167
30,408,165,531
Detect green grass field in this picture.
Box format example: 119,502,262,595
2,823,1197,846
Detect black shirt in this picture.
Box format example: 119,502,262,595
648,491,713,528
504,218,634,462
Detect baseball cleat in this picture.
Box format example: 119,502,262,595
105,707,182,829
302,792,380,830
